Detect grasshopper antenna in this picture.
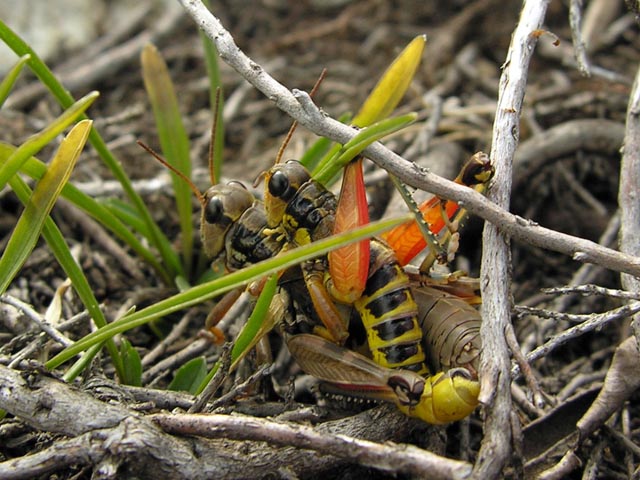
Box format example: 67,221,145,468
208,88,223,185
139,89,223,205
137,140,206,207
274,68,327,165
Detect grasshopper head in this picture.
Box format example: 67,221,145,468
460,151,494,186
201,182,255,259
400,368,480,424
387,371,426,407
263,160,311,228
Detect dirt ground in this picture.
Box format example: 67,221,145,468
1,0,640,479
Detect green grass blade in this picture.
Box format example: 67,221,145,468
0,53,30,107
46,214,412,370
120,339,142,386
0,143,171,284
0,20,74,108
195,274,279,394
90,132,184,282
169,356,208,394
313,113,417,185
0,121,122,381
8,175,125,380
141,44,193,277
299,112,352,171
298,136,333,171
352,35,425,127
229,274,278,365
307,36,425,184
0,91,98,191
0,19,180,282
336,113,416,163
0,120,91,294
102,198,153,238
61,343,104,382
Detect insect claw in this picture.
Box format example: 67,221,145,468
198,326,226,345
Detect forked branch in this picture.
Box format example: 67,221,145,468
176,0,640,278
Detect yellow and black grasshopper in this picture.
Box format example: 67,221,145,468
262,156,491,370
192,154,490,424
279,269,483,424
143,132,490,423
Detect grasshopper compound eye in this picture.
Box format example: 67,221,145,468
388,372,425,407
267,160,311,201
448,367,475,380
204,196,224,225
268,170,291,199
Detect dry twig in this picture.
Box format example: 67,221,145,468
177,0,640,279
0,364,466,479
152,412,473,479
513,302,640,376
474,1,550,477
619,60,640,348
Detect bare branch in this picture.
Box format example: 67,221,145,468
0,295,72,348
543,284,640,301
0,364,207,479
176,0,640,278
0,432,104,480
172,3,640,479
569,0,592,75
153,413,473,480
0,364,470,479
513,301,640,376
475,1,551,478
619,61,640,347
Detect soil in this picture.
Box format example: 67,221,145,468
1,1,639,479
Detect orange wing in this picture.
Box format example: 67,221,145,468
382,152,494,266
328,157,370,304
